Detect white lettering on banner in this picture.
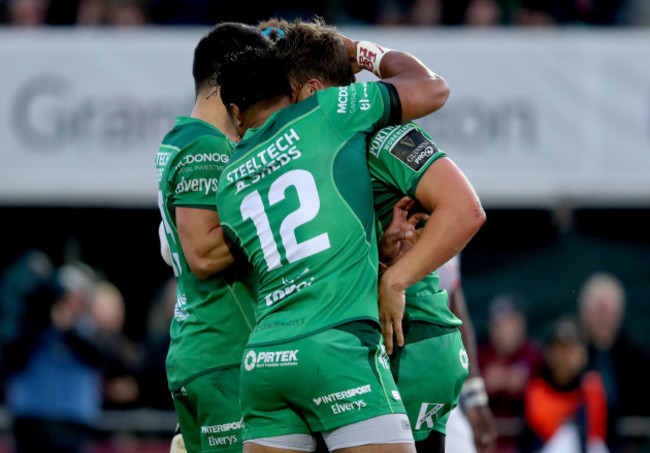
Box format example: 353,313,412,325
244,350,299,371
4,31,650,207
417,97,537,150
9,74,187,152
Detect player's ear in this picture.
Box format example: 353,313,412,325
307,78,325,94
228,103,244,128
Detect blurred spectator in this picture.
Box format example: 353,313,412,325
88,281,142,409
525,317,608,453
376,0,442,25
77,0,148,26
1,254,102,453
478,292,544,451
548,0,626,25
137,277,176,410
510,0,557,26
0,253,146,452
465,0,501,26
620,0,650,25
7,0,48,25
578,272,650,452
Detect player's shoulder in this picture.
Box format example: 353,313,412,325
317,81,385,112
368,121,442,171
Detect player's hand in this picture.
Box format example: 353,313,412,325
337,33,362,74
466,404,498,451
169,432,186,453
379,196,429,265
378,270,406,355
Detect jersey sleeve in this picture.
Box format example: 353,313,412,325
368,122,446,198
166,135,232,210
318,81,400,138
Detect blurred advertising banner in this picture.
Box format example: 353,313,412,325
1,28,649,207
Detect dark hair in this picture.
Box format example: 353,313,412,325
218,47,292,114
274,17,355,91
192,22,271,96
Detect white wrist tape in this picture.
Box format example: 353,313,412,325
356,41,391,78
461,377,489,408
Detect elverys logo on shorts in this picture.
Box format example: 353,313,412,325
244,350,299,371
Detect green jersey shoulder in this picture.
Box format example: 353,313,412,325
369,122,460,327
156,116,256,389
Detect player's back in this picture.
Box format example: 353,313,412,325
157,117,257,390
217,82,396,347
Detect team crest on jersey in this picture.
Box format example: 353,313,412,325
459,348,469,369
389,129,440,172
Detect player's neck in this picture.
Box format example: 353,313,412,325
191,92,238,141
246,97,292,130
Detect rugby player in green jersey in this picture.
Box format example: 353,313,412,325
155,23,271,453
214,29,450,453
273,20,485,453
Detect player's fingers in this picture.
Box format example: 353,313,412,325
393,315,405,348
408,212,429,226
382,320,394,355
392,196,413,220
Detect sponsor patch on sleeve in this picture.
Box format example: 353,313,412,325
389,129,440,172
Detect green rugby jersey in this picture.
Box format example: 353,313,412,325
156,116,257,390
368,122,461,327
216,82,399,347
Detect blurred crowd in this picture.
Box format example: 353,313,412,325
1,248,649,452
1,0,650,27
0,250,175,452
477,273,650,453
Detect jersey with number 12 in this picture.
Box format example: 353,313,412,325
217,82,398,347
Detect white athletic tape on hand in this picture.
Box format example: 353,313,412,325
356,41,391,78
461,377,489,408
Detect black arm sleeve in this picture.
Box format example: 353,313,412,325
378,81,402,126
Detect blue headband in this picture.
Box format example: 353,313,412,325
262,27,286,38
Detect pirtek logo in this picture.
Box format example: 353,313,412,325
244,350,299,371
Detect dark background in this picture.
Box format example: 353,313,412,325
2,205,648,349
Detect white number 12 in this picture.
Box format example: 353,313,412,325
240,169,331,271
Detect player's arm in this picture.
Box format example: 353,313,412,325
379,157,485,353
340,36,449,122
449,286,498,451
176,207,235,279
